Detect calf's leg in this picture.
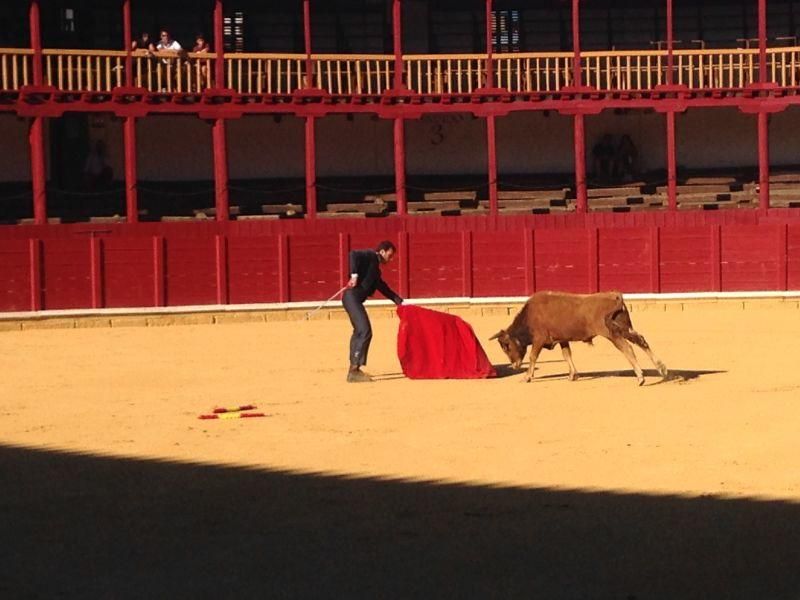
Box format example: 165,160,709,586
608,336,645,386
523,341,545,383
623,329,668,378
560,342,578,381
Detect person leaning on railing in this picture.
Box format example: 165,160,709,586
155,29,182,92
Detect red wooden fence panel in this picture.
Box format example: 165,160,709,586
164,237,217,306
659,227,715,293
407,232,463,298
721,225,782,291
598,227,653,293
471,231,526,297
227,235,281,304
533,229,593,293
41,238,92,310
103,237,156,308
0,240,31,311
287,234,340,301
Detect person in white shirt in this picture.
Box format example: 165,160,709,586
155,30,182,91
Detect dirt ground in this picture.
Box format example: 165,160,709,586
2,300,800,599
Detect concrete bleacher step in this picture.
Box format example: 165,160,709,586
422,191,478,208
589,195,663,209
769,172,800,183
479,197,570,210
261,203,303,216
684,176,738,185
497,188,569,201
408,200,462,212
587,185,643,198
235,214,281,220
324,202,388,216
656,183,734,195
363,193,396,204
193,206,241,218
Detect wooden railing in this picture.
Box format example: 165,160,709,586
0,48,32,90
4,46,800,96
404,54,486,94
225,53,304,94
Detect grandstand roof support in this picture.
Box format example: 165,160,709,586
573,113,587,213
485,0,494,89
124,116,139,223
393,117,407,215
571,0,582,89
29,0,46,225
665,111,677,211
487,115,498,215
305,116,317,219
392,0,404,91
303,0,313,89
758,112,770,213
214,0,225,89
758,0,767,85
665,0,674,86
213,119,230,221
123,0,133,88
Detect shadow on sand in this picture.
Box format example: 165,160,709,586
0,442,798,599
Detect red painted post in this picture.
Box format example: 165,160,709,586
90,237,102,309
666,0,674,86
394,117,407,215
461,231,473,298
574,114,587,212
123,0,133,87
758,112,770,212
487,115,499,215
758,0,767,84
29,0,46,224
153,236,165,306
666,111,677,210
524,229,536,294
305,116,317,218
29,118,47,224
571,0,582,88
212,119,230,221
214,0,225,88
28,238,42,311
29,0,43,86
278,234,290,302
485,0,494,88
398,231,410,298
392,0,404,90
215,234,228,304
303,0,313,88
710,225,722,292
124,116,138,222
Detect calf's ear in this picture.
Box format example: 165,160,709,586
489,331,503,341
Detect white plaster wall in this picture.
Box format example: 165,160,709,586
675,108,757,169
585,109,667,173
227,116,305,179
406,114,487,175
769,107,800,167
137,115,213,181
497,111,573,174
0,115,32,182
316,114,394,177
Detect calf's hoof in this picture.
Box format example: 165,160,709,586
658,364,669,378
637,377,645,386
568,373,578,381
521,376,532,383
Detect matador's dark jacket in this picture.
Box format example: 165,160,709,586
348,249,403,304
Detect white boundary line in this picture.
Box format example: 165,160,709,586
2,290,800,321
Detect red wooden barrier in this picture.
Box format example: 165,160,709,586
1,213,800,313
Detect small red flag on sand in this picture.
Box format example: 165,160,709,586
198,412,267,420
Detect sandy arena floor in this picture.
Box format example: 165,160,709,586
2,300,800,598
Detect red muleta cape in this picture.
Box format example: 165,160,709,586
397,305,496,379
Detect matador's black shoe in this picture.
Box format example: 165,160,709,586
346,369,373,383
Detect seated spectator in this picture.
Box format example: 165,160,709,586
191,34,211,90
156,29,182,53
83,140,113,190
591,134,615,182
614,134,639,183
132,31,155,53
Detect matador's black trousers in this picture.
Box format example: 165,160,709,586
342,289,372,367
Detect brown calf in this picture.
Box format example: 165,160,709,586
490,291,668,385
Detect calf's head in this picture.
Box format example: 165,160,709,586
490,330,526,369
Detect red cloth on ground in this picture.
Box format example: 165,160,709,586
397,305,496,379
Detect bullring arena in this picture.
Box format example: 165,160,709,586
3,296,800,598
